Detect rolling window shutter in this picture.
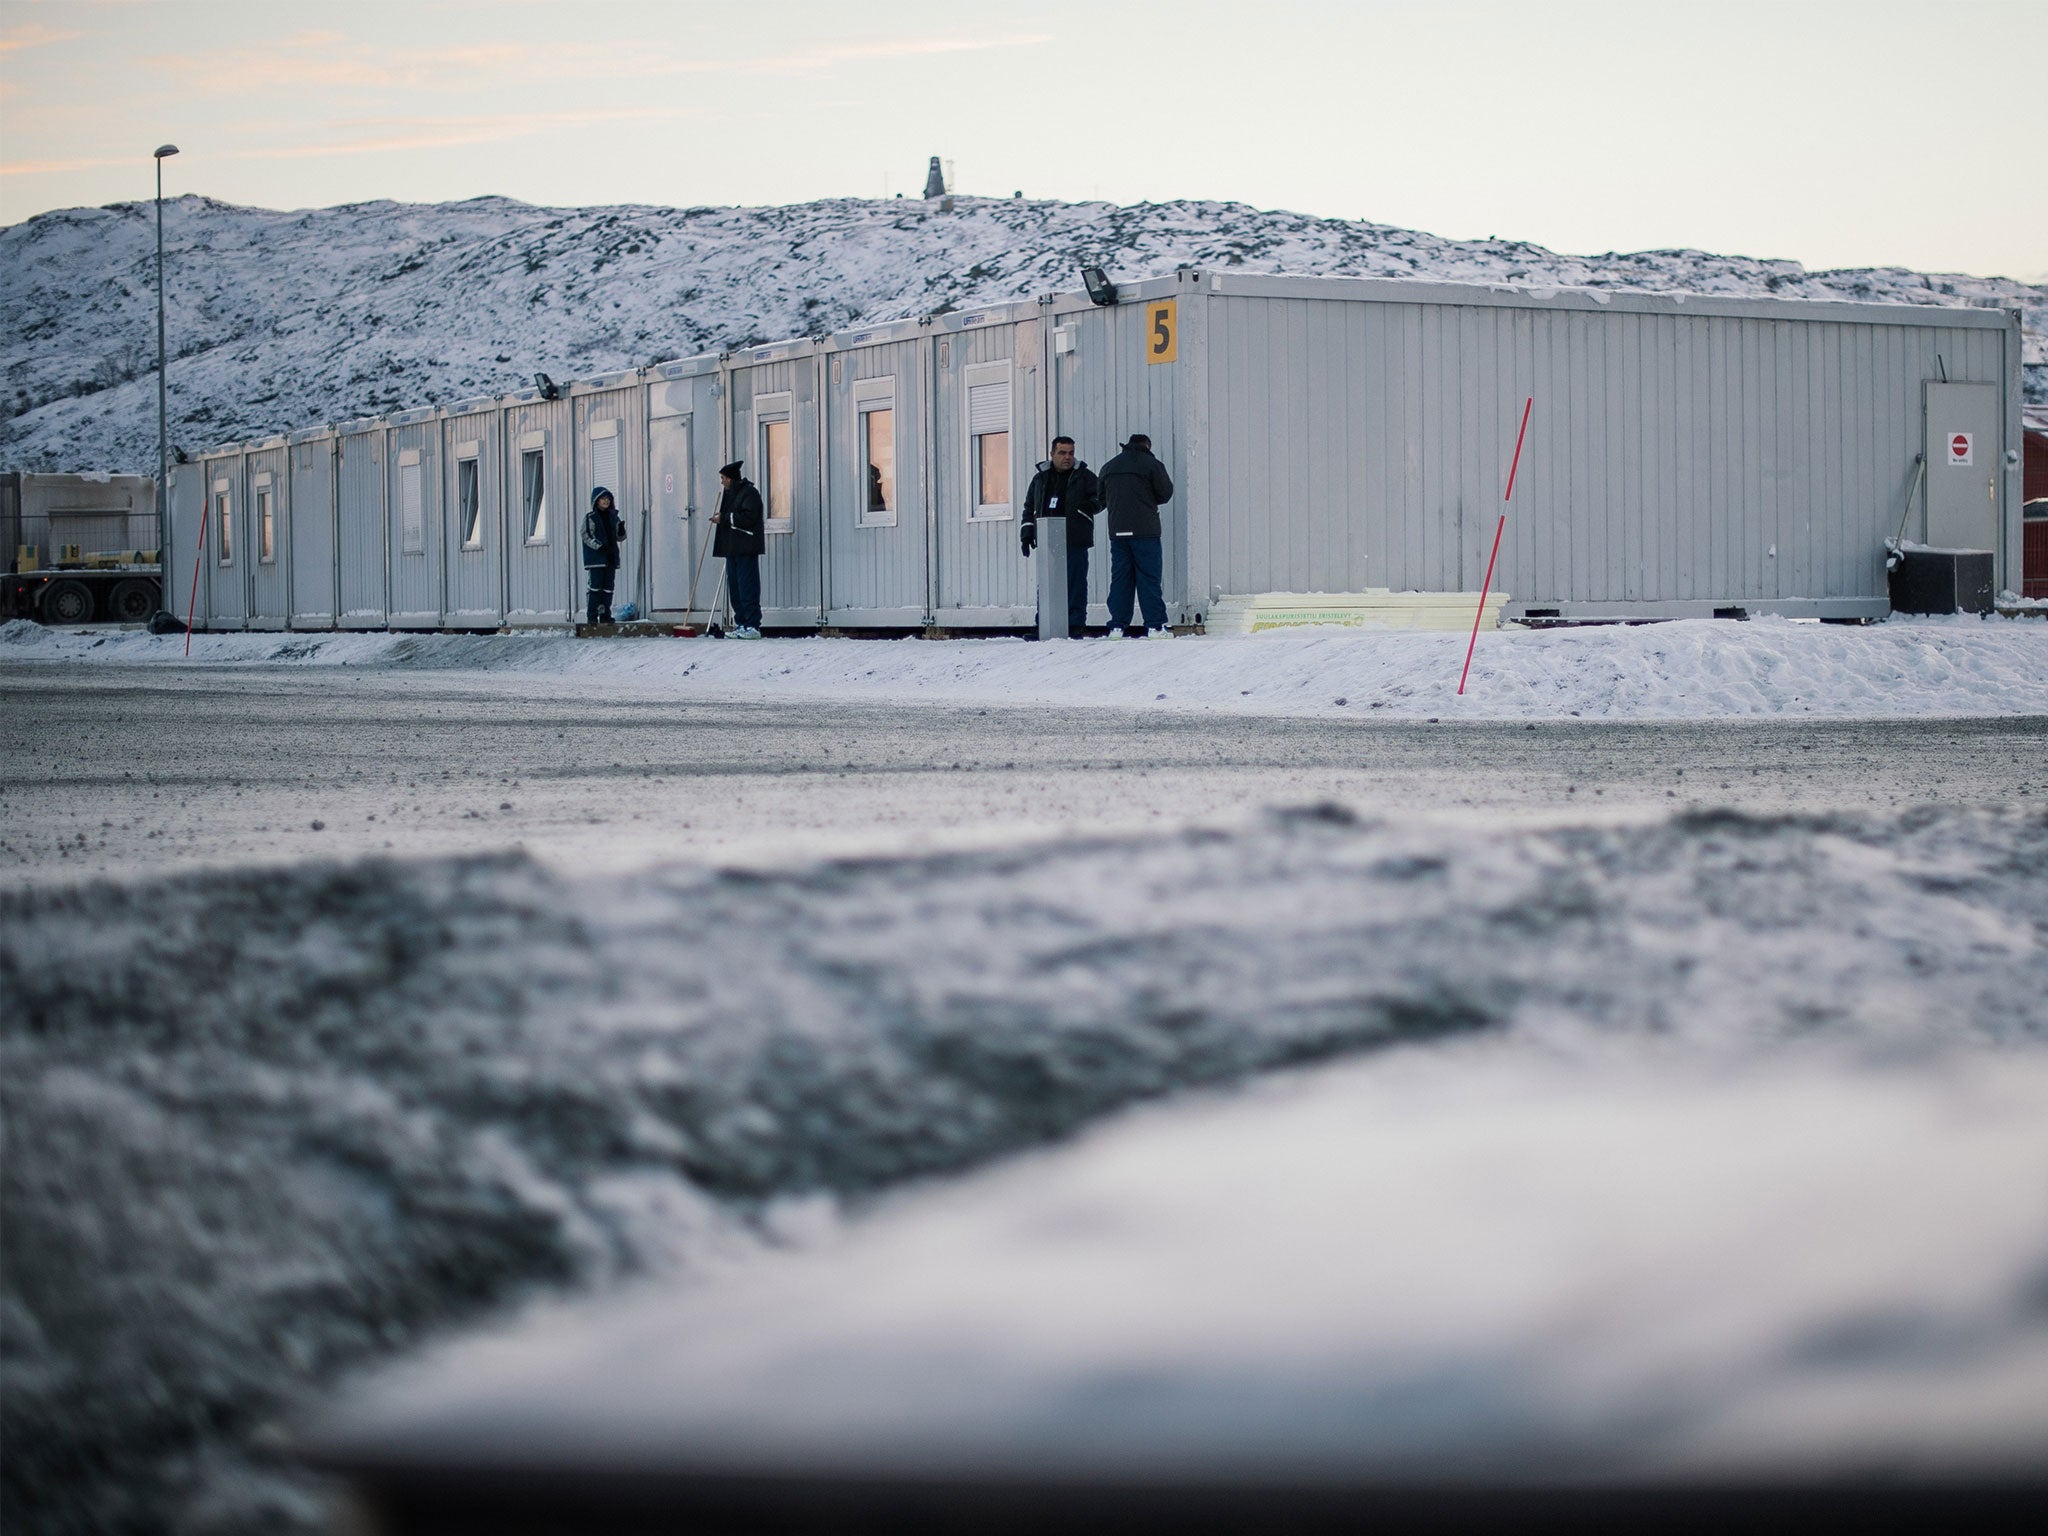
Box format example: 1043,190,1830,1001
592,434,620,492
968,377,1010,434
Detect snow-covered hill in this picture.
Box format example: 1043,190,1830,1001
3,192,2042,474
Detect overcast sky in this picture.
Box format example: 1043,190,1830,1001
2,0,2040,280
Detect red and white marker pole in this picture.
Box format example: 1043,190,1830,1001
1457,395,1533,697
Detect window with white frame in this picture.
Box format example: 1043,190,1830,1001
755,393,794,528
399,449,425,554
854,376,896,528
255,474,275,563
964,361,1012,519
457,452,482,548
520,439,547,542
213,480,233,565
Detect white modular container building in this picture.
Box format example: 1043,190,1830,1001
335,422,388,629
241,438,289,629
440,401,503,629
167,270,2025,633
1161,269,2024,623
288,429,338,630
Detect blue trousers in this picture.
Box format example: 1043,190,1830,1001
585,566,616,624
725,555,761,630
1106,535,1166,632
1065,541,1091,633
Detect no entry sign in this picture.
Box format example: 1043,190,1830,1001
1948,431,1973,466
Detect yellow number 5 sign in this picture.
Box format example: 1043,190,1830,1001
1145,299,1177,364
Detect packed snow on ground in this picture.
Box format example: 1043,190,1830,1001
6,804,2047,1531
6,613,2047,721
2,192,2041,475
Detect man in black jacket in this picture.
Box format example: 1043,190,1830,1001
1019,435,1101,635
1099,433,1174,637
711,461,765,638
581,486,626,624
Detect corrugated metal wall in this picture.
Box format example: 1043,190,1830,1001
244,443,289,628
166,462,205,624
644,370,721,616
825,332,929,624
386,416,443,628
288,434,336,628
503,398,571,624
204,454,247,626
1051,293,1185,618
1198,283,2013,617
932,315,1040,624
336,427,387,627
729,349,824,625
441,408,503,627
574,385,647,618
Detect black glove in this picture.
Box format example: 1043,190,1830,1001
1020,521,1036,556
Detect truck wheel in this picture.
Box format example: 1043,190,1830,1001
41,579,95,625
110,579,158,623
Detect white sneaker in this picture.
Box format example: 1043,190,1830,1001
729,625,761,640
1145,627,1175,640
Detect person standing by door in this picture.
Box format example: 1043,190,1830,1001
1099,433,1174,637
711,460,765,638
581,485,626,625
1020,435,1101,635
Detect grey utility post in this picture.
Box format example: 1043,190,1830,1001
153,143,179,609
1034,511,1070,640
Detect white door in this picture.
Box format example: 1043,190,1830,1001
1926,382,2000,551
649,414,699,612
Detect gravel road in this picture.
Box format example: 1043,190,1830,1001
3,665,2040,881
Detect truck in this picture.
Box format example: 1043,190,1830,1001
1,470,162,624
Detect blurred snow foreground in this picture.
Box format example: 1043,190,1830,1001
5,804,2048,1531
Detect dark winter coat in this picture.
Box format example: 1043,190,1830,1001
712,477,766,559
581,488,626,570
1097,444,1174,540
1021,461,1102,550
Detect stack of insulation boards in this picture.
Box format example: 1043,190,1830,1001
1205,589,1509,634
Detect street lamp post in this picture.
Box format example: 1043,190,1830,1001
154,143,178,619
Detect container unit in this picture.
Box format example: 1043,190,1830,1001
502,392,574,626
572,375,650,619
930,305,1045,628
288,429,338,629
643,360,723,619
201,450,248,628
336,422,389,629
163,270,2021,635
386,409,444,629
243,438,290,629
440,400,504,629
1182,272,2024,622
1045,280,1189,626
166,460,205,625
727,340,824,627
822,320,932,627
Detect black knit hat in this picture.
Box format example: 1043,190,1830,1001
719,461,744,478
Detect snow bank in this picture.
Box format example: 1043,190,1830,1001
6,614,2046,721
6,805,2047,1529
